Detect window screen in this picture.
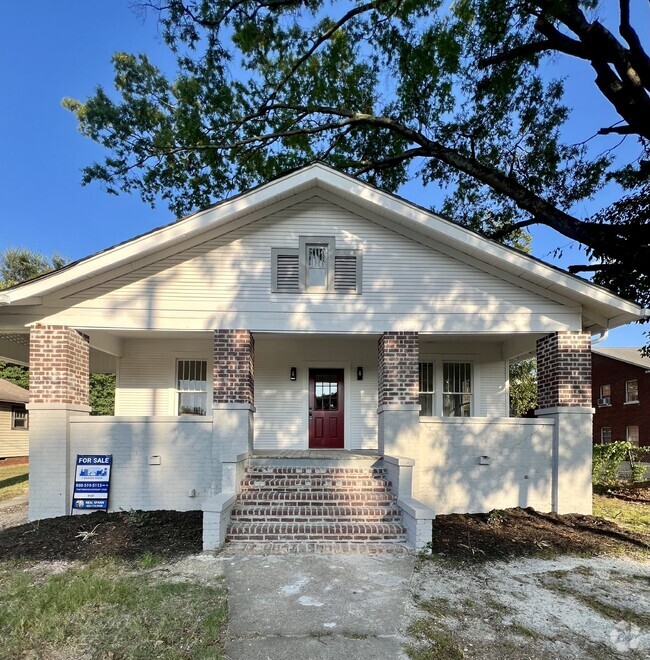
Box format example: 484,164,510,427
177,360,208,416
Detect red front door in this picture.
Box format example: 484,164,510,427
309,369,344,449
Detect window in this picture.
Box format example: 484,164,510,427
600,427,612,444
598,384,611,406
626,426,640,446
443,362,472,417
625,379,639,403
272,236,361,293
176,360,208,416
11,406,28,430
418,362,435,416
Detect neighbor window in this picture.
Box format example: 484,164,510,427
418,362,435,417
176,360,208,416
600,427,612,444
625,379,639,403
442,362,472,417
11,406,28,430
272,236,361,293
626,426,640,446
598,384,611,405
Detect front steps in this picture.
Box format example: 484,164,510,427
225,460,408,549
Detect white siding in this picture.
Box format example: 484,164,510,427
115,337,213,416
38,195,581,333
112,334,510,450
0,403,28,457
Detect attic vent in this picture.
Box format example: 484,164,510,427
275,253,299,292
334,254,358,292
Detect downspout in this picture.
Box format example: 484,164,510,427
591,328,609,345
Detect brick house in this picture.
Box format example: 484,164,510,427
0,164,647,550
592,347,650,447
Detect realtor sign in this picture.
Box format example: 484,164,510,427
72,455,112,511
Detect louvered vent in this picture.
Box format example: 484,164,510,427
276,253,300,291
334,255,358,292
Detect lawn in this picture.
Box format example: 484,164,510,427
593,487,650,535
0,464,28,502
0,557,228,659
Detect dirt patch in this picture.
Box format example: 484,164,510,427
0,499,28,531
0,509,202,561
409,555,650,659
429,507,650,563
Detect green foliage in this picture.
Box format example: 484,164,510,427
0,363,29,389
593,441,635,487
0,248,67,290
509,358,537,417
89,373,116,416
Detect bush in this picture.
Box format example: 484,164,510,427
593,441,635,486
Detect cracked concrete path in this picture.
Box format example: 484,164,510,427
222,553,415,659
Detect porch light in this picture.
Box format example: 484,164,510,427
357,366,363,381
290,367,297,381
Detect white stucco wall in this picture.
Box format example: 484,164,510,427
416,417,555,513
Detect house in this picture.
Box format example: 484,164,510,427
0,378,29,462
592,347,650,447
0,164,646,550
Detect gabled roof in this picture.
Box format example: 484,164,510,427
0,162,647,330
592,347,650,371
0,379,29,404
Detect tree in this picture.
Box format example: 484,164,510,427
509,359,538,417
63,1,648,306
0,363,29,390
0,248,67,290
89,373,116,416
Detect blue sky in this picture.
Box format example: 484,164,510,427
0,1,647,347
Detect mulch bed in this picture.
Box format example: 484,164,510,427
429,506,650,563
0,509,202,562
607,480,650,503
1,504,648,564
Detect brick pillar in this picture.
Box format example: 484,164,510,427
28,324,91,520
211,330,254,494
377,331,420,458
535,331,593,514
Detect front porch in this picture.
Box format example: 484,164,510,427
17,325,594,550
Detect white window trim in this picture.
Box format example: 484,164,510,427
173,356,211,417
418,355,478,418
626,425,640,445
11,406,28,430
272,237,362,294
600,427,612,444
624,379,639,405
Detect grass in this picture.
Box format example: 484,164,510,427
0,558,228,659
0,464,28,502
593,493,650,536
406,618,465,660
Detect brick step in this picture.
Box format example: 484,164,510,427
237,491,395,505
245,466,386,476
240,478,392,491
230,505,403,524
227,522,406,542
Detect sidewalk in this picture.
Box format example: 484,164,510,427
222,552,415,659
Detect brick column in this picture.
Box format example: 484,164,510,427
377,331,420,458
535,331,594,514
211,330,254,495
28,325,91,520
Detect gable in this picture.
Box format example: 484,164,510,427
33,195,580,333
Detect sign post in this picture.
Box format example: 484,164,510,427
72,454,113,512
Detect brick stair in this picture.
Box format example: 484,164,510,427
226,464,407,547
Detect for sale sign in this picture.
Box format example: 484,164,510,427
72,455,112,511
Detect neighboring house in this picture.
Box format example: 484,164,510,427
592,347,650,447
0,164,647,549
0,378,29,460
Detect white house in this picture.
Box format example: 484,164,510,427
0,163,646,550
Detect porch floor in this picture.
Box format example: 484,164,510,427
251,450,381,460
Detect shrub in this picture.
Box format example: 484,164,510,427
593,441,634,486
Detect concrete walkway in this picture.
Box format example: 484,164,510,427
222,552,415,659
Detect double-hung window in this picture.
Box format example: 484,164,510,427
600,427,612,444
418,360,473,417
625,379,639,404
626,425,640,446
177,360,208,416
11,406,28,430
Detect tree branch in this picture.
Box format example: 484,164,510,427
477,40,559,68
597,124,636,135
